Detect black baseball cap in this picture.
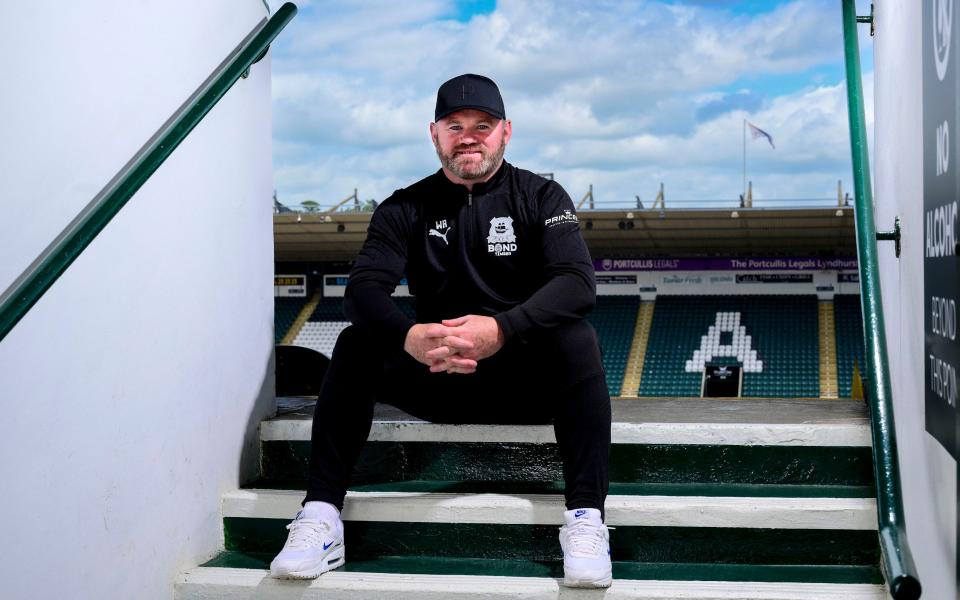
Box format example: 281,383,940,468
434,74,505,122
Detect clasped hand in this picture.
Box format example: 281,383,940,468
403,314,504,374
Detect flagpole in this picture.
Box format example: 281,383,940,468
742,119,746,202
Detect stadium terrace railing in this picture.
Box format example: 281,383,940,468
577,197,846,209
841,2,921,599
281,197,849,212
0,3,298,343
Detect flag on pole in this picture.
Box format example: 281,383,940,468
747,122,775,149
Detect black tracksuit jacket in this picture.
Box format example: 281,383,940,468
343,161,596,348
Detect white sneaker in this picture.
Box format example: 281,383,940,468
558,508,612,588
269,508,345,579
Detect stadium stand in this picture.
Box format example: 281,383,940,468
818,301,840,398
304,296,418,322
585,296,641,397
277,293,860,400
274,296,308,343
639,295,820,398
293,321,351,358
284,296,418,358
619,301,654,397
834,294,866,398
290,298,348,357
277,294,635,395
308,297,348,321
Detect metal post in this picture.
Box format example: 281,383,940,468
841,1,920,598
742,119,747,201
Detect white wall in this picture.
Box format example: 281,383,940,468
874,2,955,598
0,2,275,599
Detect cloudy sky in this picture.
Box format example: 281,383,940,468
267,0,874,210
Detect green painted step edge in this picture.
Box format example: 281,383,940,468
262,441,876,486
245,479,876,498
203,552,882,585
224,519,880,566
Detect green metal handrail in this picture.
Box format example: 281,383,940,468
0,3,298,343
841,2,921,598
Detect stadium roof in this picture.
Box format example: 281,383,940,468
274,207,856,263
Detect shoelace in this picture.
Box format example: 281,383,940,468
563,520,608,556
282,518,330,551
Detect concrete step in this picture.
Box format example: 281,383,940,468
248,480,875,498
224,488,877,529
220,488,878,568
260,398,875,487
177,565,888,599
176,398,884,597
265,397,872,446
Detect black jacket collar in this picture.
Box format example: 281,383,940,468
434,160,510,197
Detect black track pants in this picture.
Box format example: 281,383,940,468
304,319,612,514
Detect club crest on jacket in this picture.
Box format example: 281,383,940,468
487,216,517,256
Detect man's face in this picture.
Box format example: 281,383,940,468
430,109,512,182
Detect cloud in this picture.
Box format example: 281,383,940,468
696,91,764,122
528,76,871,201
267,0,871,209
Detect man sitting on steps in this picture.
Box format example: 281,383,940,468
269,73,613,588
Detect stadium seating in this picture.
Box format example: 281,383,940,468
274,296,308,343
307,297,348,321
277,294,635,395
834,295,866,398
288,298,347,357
282,296,418,358
585,296,641,397
305,296,418,322
292,321,351,358
639,295,820,398
279,294,837,398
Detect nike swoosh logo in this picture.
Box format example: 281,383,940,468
323,541,335,550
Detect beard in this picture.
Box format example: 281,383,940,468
434,137,506,180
